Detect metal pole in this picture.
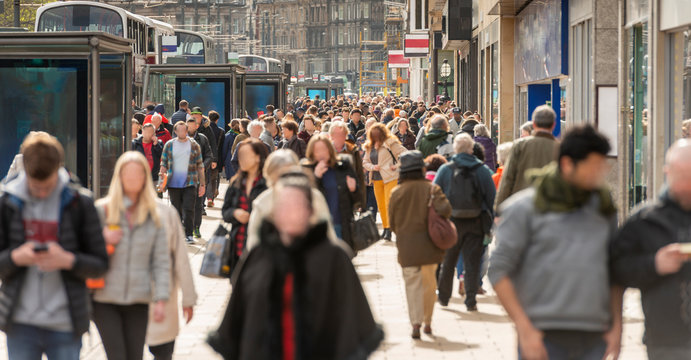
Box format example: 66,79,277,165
90,37,101,197
14,0,20,28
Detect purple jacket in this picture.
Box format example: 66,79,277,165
474,136,497,171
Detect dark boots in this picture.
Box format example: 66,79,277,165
381,228,392,241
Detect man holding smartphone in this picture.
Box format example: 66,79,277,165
0,132,109,359
610,139,691,359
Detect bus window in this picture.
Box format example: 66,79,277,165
148,27,155,53
37,5,124,37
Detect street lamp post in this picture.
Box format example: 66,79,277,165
440,59,451,98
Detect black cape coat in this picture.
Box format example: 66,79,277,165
207,221,383,360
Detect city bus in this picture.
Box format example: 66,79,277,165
163,29,218,65
35,1,171,93
238,55,282,73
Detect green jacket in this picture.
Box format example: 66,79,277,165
418,129,451,158
495,132,558,209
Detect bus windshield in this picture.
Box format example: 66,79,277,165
240,56,267,72
177,32,204,56
38,5,124,37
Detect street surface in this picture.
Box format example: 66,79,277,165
0,184,648,359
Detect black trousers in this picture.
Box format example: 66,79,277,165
194,193,204,229
149,340,175,360
92,302,149,360
169,186,196,236
437,217,485,307
207,167,219,200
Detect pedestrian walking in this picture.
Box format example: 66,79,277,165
389,151,452,339
132,123,164,184
208,174,383,360
520,122,534,138
424,154,447,181
493,142,513,188
150,113,172,145
330,121,366,209
362,123,407,241
357,118,379,219
260,116,279,152
473,124,497,171
221,119,241,181
207,111,225,207
159,121,206,243
495,105,559,208
0,132,108,360
245,150,341,252
187,118,214,239
610,138,691,359
395,118,417,151
489,125,622,360
433,133,495,311
230,119,251,155
301,134,359,249
417,115,454,158
146,203,198,360
278,120,307,159
132,118,142,140
94,151,171,360
221,138,269,274
448,107,464,135
298,115,318,145
170,100,190,125
348,109,365,138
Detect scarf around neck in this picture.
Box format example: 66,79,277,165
528,163,617,216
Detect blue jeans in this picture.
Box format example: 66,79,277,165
6,323,81,360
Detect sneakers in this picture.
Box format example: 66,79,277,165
207,200,215,208
423,325,432,335
185,236,195,244
477,287,487,295
466,304,478,312
193,228,202,238
411,324,421,339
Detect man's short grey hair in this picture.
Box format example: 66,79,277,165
329,120,349,136
497,142,513,165
532,105,556,129
430,115,449,131
248,120,264,134
474,124,490,138
399,110,408,118
453,133,475,154
151,113,162,123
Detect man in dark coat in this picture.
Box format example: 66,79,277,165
208,175,383,360
610,139,691,359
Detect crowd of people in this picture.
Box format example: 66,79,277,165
0,91,691,360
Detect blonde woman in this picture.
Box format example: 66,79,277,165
362,123,407,240
94,151,171,360
146,202,198,360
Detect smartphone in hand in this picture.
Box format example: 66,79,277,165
33,243,49,253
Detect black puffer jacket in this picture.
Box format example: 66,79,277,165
0,183,109,337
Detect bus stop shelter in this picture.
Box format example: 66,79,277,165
143,64,247,129
290,80,344,101
244,72,289,119
0,32,133,198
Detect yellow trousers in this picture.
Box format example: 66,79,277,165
373,179,397,229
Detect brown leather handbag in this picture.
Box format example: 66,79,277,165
427,184,458,250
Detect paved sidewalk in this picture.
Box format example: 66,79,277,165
0,184,648,359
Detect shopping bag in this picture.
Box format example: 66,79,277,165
200,225,233,278
352,211,379,251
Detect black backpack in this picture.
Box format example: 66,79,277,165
447,162,484,219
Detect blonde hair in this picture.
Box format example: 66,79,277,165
99,151,161,228
474,124,490,138
682,119,691,139
263,149,299,186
